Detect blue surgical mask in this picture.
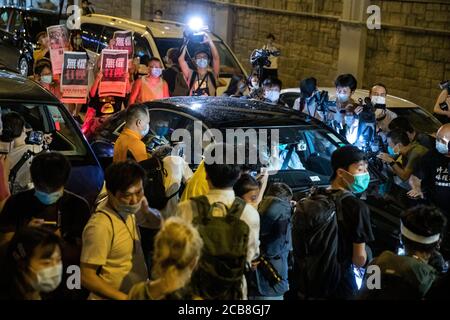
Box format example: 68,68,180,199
35,189,64,205
344,171,370,194
150,67,162,78
41,75,53,84
266,90,280,103
196,58,208,69
436,141,449,155
337,93,349,102
155,125,169,137
388,146,399,157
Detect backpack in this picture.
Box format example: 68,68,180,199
139,153,178,210
169,65,189,97
292,188,354,299
189,195,249,300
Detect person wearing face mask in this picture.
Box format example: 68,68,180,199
129,58,169,105
33,59,62,100
244,72,264,100
113,104,151,163
369,83,397,135
332,74,360,128
81,161,161,300
329,146,374,299
293,77,322,118
408,124,450,259
0,152,90,298
222,74,248,98
262,78,286,106
179,32,220,97
377,130,428,189
0,227,63,300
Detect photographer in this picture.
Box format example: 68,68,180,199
1,112,51,194
261,34,279,82
178,33,220,96
262,78,286,106
293,77,324,121
377,130,428,189
369,83,397,135
433,84,450,124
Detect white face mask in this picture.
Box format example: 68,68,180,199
141,123,150,137
337,93,349,102
34,263,63,293
371,96,386,105
251,80,259,89
41,75,53,84
150,67,162,78
196,58,208,69
265,90,280,103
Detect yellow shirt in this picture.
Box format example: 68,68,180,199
113,128,148,163
180,160,209,201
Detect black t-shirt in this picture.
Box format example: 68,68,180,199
414,150,450,215
162,65,180,94
0,189,91,242
337,194,375,267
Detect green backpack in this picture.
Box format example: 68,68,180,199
190,196,249,300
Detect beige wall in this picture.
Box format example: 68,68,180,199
90,0,450,111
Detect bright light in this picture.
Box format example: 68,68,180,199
191,103,202,110
188,17,205,32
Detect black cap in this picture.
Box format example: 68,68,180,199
330,145,366,181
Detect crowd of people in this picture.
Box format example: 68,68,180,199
0,26,449,301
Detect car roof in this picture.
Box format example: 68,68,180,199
0,70,60,104
82,14,221,41
280,87,421,109
145,96,329,128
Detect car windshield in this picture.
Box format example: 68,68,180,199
220,125,346,188
0,103,87,159
390,108,441,134
154,37,243,76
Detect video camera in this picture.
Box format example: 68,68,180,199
183,17,209,44
314,90,337,113
26,131,44,145
250,48,280,68
440,80,450,93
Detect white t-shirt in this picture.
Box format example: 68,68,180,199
160,155,193,219
7,144,42,193
81,201,148,299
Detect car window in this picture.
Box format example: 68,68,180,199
81,23,104,53
10,10,24,33
390,108,442,134
0,103,87,158
280,92,300,109
133,32,153,60
0,9,10,31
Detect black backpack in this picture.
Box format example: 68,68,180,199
139,153,178,210
189,196,249,300
292,188,354,299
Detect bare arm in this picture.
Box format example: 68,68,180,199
81,263,128,300
205,34,220,77
407,174,424,198
89,72,102,98
128,79,141,106
433,89,450,117
352,243,367,268
178,45,192,81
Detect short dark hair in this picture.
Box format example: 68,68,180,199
126,104,148,124
388,117,415,134
33,59,52,76
266,33,275,41
300,77,317,98
330,145,366,181
263,77,282,90
1,112,25,142
147,57,163,67
105,161,146,195
369,83,388,95
35,31,47,43
30,152,71,190
401,205,447,254
154,9,163,15
233,174,260,198
265,183,293,201
204,144,242,189
335,74,357,91
387,130,410,146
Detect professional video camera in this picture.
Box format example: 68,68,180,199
250,48,280,68
183,17,209,44
440,80,450,93
26,131,44,145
